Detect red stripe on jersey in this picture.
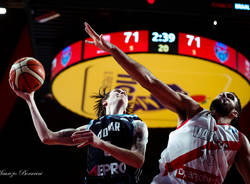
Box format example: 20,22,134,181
216,123,230,125
176,119,190,129
164,145,204,175
89,165,98,176
163,141,240,176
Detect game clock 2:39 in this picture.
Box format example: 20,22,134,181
150,31,178,54
151,32,176,43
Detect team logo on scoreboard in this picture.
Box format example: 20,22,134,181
214,42,229,63
61,46,72,66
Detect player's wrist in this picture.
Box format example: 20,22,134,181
109,44,118,54
94,138,105,149
26,94,34,105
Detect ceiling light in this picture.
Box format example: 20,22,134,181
213,20,218,26
0,7,7,15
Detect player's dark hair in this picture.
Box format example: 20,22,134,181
230,92,242,128
91,88,132,118
91,88,110,118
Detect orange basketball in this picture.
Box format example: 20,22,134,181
9,57,45,93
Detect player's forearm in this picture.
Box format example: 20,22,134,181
26,96,52,143
26,97,78,146
97,140,144,169
235,134,250,184
236,162,250,184
110,46,156,90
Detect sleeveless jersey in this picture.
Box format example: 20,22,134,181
85,114,142,184
152,109,241,184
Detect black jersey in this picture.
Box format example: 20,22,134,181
85,114,142,184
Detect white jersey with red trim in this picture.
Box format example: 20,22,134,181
151,109,241,184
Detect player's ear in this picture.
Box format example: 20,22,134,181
102,100,108,107
230,109,239,119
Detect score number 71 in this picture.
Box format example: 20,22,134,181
186,34,200,48
124,31,139,43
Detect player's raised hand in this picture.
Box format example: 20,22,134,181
84,22,114,53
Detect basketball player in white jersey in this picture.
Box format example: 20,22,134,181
84,22,250,184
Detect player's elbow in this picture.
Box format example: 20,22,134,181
41,136,52,145
134,155,145,169
40,133,54,145
136,160,144,169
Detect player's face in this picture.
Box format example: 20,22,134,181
106,88,128,108
210,92,238,116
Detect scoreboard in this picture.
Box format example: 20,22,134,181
51,30,250,128
51,30,249,81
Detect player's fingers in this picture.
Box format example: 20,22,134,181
72,130,90,136
84,22,100,40
77,142,89,148
8,77,15,90
72,134,93,142
72,136,91,143
9,79,14,89
100,34,109,47
9,80,19,93
72,137,87,144
85,40,95,45
100,34,105,43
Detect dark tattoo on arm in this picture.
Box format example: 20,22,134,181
132,120,148,155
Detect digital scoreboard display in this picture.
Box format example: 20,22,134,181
51,30,250,128
51,30,249,81
83,31,242,75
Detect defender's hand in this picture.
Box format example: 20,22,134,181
84,22,114,53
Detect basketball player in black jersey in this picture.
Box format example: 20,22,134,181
9,83,148,184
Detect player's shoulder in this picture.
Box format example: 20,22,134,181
115,114,142,120
129,114,141,120
240,133,250,150
129,115,147,129
177,92,203,117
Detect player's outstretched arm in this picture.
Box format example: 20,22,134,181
71,120,148,169
235,134,250,184
9,81,86,146
84,22,201,117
